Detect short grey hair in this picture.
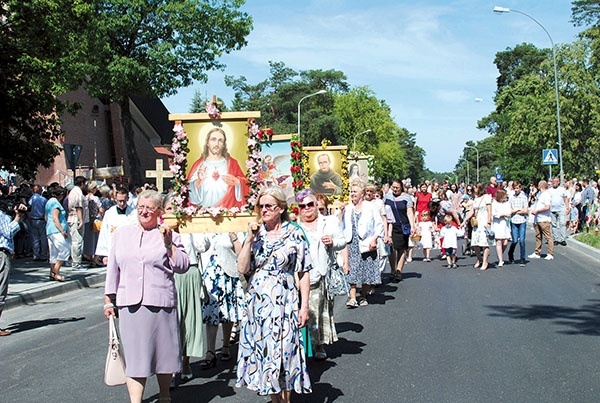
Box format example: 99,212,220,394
138,189,163,210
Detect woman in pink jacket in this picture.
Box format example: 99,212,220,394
103,190,189,403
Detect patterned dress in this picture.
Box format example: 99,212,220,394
236,221,312,395
200,232,245,325
347,211,381,286
471,195,493,247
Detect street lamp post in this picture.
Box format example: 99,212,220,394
353,129,372,151
297,90,327,144
459,158,470,185
465,145,479,183
493,6,564,184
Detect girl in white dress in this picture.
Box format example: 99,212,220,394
417,210,434,262
491,188,512,267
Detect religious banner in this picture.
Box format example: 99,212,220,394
165,100,261,233
303,140,348,200
94,165,125,180
347,153,375,186
259,134,295,205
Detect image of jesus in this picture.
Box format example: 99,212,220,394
310,153,343,196
187,127,248,208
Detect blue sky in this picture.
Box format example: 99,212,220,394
161,0,581,173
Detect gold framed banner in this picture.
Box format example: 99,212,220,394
259,134,295,205
303,143,348,200
168,110,261,233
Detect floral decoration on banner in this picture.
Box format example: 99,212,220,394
367,155,375,178
290,134,305,192
340,148,349,200
321,138,331,149
168,120,262,219
245,118,263,210
205,100,221,120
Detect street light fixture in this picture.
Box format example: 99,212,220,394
353,129,372,151
493,6,564,184
465,145,479,183
458,158,470,185
297,89,327,144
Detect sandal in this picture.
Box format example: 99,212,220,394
49,271,65,282
346,299,358,308
220,345,231,361
359,298,368,307
199,351,216,370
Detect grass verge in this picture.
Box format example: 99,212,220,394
574,232,600,249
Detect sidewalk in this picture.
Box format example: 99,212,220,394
4,232,600,311
5,257,106,310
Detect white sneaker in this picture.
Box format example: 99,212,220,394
544,255,554,260
528,253,541,259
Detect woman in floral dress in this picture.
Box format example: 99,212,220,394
198,231,245,368
236,187,312,402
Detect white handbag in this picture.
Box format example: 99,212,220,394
104,315,127,386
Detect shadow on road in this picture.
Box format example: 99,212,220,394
7,316,85,333
486,300,600,336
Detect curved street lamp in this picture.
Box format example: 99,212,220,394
297,89,327,144
493,6,564,184
353,129,372,151
458,157,470,185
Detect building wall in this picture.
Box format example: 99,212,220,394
35,88,170,189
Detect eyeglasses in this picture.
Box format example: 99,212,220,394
258,203,277,211
298,201,315,210
116,198,128,203
137,205,156,214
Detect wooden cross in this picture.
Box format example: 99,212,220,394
145,159,174,193
211,95,222,107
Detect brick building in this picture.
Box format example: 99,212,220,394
35,88,174,190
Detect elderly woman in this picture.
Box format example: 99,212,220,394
103,190,189,403
236,187,312,402
461,183,493,271
45,186,70,282
296,189,345,360
342,182,385,307
83,181,103,266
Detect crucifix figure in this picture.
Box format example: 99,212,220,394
211,95,222,107
145,159,174,193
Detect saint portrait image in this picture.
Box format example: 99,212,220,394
186,124,248,209
309,152,344,196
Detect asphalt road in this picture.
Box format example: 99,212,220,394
1,237,599,403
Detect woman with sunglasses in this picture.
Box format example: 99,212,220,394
236,187,312,402
296,189,346,360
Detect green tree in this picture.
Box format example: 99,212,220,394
84,0,252,184
1,0,95,180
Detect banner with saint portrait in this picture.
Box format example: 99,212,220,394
347,153,375,187
166,110,261,233
259,134,295,205
303,145,348,200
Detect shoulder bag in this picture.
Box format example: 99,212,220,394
104,315,126,386
326,252,349,300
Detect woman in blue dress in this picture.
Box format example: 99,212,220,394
236,187,312,402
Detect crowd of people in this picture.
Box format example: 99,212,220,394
2,173,600,402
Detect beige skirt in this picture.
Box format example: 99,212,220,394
308,280,338,345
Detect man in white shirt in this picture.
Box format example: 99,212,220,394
529,180,554,260
547,177,570,246
95,187,136,265
67,176,89,270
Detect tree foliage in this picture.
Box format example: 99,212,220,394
224,65,425,183
83,0,253,183
1,0,94,180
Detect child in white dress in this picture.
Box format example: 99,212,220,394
417,210,434,262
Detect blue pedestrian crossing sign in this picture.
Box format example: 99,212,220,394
542,149,558,165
